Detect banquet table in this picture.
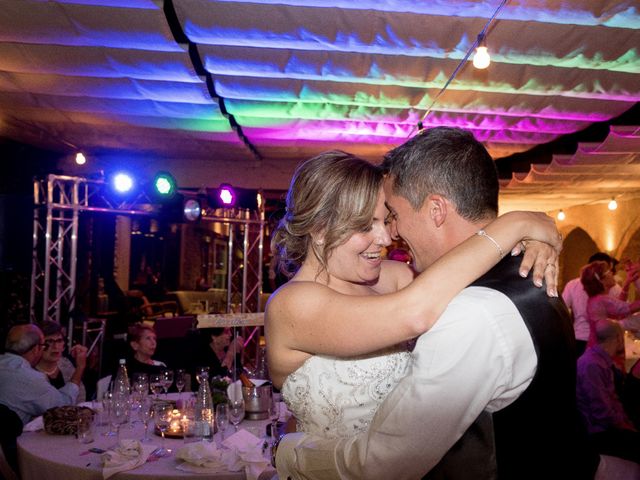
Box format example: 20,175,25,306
17,416,276,480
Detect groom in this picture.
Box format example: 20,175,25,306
275,127,599,479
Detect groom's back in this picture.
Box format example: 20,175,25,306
425,255,599,479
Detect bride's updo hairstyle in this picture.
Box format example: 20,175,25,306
273,151,383,276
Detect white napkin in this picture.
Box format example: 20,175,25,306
24,416,44,432
221,429,270,480
175,441,227,473
101,439,158,479
227,380,243,401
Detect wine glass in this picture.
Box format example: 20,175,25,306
133,373,149,397
175,369,186,396
215,403,229,444
110,396,129,441
161,369,174,398
154,403,173,457
139,398,153,443
149,373,163,399
228,398,245,432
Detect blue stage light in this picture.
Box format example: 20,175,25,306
112,172,134,194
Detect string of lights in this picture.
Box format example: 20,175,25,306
409,0,509,138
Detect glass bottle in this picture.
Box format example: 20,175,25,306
113,358,130,399
254,336,270,381
194,371,214,441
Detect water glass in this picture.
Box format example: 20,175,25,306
215,403,229,443
139,398,153,443
76,415,94,444
228,398,245,431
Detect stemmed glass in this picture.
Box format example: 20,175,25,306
139,398,153,443
133,373,149,398
215,403,229,444
149,373,163,399
110,396,129,441
175,369,186,398
154,403,173,457
161,369,174,398
228,398,245,432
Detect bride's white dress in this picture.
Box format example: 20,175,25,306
281,348,411,439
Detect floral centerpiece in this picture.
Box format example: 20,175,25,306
210,375,232,405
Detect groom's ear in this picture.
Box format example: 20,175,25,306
426,194,448,228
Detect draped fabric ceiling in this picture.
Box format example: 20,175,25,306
0,0,638,212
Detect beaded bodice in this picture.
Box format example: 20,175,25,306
281,348,411,439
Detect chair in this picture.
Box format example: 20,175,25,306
0,404,23,480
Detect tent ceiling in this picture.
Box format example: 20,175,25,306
0,0,638,211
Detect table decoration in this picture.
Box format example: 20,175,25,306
100,439,158,479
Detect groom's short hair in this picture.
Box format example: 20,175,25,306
381,127,499,221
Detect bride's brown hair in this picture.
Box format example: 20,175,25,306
272,151,383,277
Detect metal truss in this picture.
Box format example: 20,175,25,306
30,174,156,340
201,206,265,370
30,174,265,356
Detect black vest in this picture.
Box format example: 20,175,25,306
424,255,599,480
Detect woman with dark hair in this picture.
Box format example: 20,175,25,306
582,261,640,348
36,320,87,403
189,328,244,389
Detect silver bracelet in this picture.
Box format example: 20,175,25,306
476,229,505,259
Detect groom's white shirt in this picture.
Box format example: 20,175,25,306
277,286,537,479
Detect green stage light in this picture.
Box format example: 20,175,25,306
153,172,176,198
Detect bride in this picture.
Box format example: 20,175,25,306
265,150,560,439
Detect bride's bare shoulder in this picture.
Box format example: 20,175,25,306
266,280,330,313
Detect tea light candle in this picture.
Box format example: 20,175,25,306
169,409,182,434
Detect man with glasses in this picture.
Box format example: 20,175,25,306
0,324,86,424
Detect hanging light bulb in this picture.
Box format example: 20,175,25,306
608,198,618,211
557,210,566,221
75,152,86,165
473,34,491,69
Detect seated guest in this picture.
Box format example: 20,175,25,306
36,320,86,403
0,324,86,424
125,323,167,376
577,319,640,464
190,328,243,389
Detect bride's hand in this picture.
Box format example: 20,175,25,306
513,240,559,297
505,211,562,297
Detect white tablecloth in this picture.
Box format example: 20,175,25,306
18,417,276,480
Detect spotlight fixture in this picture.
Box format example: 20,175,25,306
218,184,235,206
75,152,86,165
111,172,135,194
557,210,566,221
183,198,202,222
152,171,177,198
472,33,491,69
608,198,618,211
